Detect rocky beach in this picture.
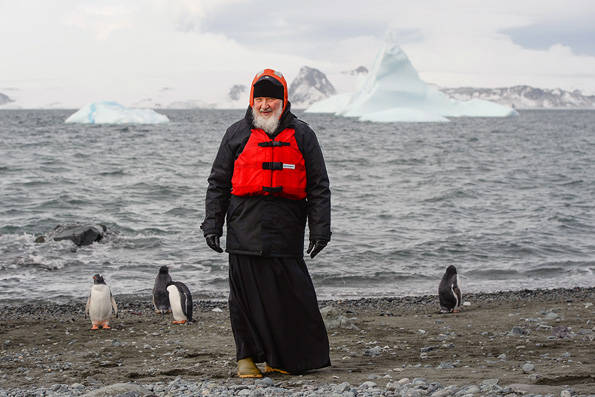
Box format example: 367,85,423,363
1,287,594,396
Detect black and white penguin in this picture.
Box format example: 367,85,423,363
438,265,462,313
152,265,172,314
85,274,118,329
166,281,193,324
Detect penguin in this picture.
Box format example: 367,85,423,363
438,265,462,313
152,265,172,314
85,274,118,329
166,281,193,324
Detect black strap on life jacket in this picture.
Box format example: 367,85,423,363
263,186,283,193
262,162,283,170
258,141,291,147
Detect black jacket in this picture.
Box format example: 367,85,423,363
201,103,331,258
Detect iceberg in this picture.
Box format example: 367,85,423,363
65,101,169,124
306,31,519,122
304,93,352,113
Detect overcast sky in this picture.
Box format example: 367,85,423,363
1,0,595,107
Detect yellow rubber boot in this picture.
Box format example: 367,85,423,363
237,358,262,378
265,364,290,374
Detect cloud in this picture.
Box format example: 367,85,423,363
2,0,595,108
63,4,136,40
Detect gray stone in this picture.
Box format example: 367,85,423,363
509,383,568,395
320,306,359,330
364,346,382,356
360,381,377,389
80,383,152,396
334,382,351,393
522,363,535,373
545,312,559,320
509,326,524,335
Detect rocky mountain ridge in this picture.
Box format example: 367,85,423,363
2,69,594,109
438,85,595,109
0,92,13,106
288,66,337,108
273,67,595,110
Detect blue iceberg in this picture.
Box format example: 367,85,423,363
65,101,169,124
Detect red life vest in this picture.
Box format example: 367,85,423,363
232,128,307,200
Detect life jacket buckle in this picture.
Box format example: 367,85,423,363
262,162,283,170
263,186,283,194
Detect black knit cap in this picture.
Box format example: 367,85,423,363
252,76,284,101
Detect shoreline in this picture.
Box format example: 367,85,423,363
2,284,593,307
1,287,594,396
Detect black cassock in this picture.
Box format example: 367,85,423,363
228,254,331,374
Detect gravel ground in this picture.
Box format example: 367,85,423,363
1,287,594,396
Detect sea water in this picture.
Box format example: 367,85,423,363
1,109,594,303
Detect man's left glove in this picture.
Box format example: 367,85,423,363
307,239,328,258
205,234,223,253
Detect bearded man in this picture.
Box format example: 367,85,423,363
201,69,331,377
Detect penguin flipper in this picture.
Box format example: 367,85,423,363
110,294,119,318
177,282,193,323
453,286,462,309
85,295,91,318
186,294,193,323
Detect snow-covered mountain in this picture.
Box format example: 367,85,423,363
0,92,13,106
2,64,594,110
228,85,247,102
438,86,595,109
288,66,337,109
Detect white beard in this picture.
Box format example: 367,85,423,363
252,106,282,135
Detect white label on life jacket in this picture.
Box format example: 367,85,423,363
283,163,295,170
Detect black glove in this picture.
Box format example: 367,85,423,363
205,234,223,253
307,239,327,258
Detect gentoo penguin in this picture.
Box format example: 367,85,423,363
438,265,462,313
152,265,172,314
166,281,193,324
85,274,118,329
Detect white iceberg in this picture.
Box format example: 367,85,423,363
304,93,352,114
306,31,519,122
65,101,169,124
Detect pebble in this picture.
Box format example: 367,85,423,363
0,375,544,397
2,288,594,396
521,363,535,373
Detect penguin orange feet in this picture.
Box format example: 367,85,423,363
91,324,100,330
102,324,111,329
172,320,186,324
265,364,290,374
237,358,262,378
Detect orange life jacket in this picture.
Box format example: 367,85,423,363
231,128,307,200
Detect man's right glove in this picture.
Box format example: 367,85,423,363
205,234,223,253
307,239,328,258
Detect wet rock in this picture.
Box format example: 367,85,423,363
78,383,151,396
35,224,109,246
